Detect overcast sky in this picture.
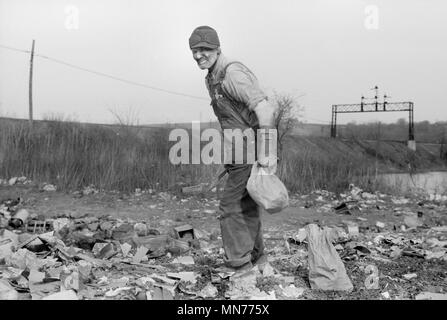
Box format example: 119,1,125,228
0,0,446,125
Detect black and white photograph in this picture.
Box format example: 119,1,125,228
0,0,446,308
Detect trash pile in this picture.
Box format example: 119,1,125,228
288,224,447,264
0,177,33,187
1,180,447,300
290,184,447,218
0,191,364,300
0,176,58,193
290,190,337,212
1,205,216,300
0,194,313,300
282,220,447,300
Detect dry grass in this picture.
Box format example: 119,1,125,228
278,136,375,193
0,119,220,192
0,118,444,194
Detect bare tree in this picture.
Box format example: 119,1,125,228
109,106,141,127
108,106,142,137
273,92,304,152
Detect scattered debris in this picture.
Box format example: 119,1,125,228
134,223,148,236
346,224,359,237
182,184,205,195
306,224,353,291
334,202,351,215
83,185,99,196
167,272,198,284
120,243,132,257
42,184,57,192
9,209,30,229
376,221,386,229
431,226,447,232
0,279,19,300
42,289,78,300
261,263,276,277
415,292,447,300
294,228,307,243
381,291,390,299
403,273,418,280
133,246,149,263
1,182,446,300
280,284,304,299
174,225,195,240
226,268,265,299
172,256,195,265
198,283,218,298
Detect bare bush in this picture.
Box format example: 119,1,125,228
272,92,304,153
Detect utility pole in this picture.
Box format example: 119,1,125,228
375,121,381,179
29,39,35,126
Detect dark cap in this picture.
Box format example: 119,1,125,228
189,26,220,49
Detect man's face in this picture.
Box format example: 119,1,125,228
191,47,220,70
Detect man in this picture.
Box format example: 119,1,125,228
189,26,277,271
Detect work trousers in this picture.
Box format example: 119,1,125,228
218,163,264,268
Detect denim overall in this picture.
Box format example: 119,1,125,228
207,61,264,267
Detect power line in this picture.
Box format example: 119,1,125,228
2,43,334,125
0,43,208,101
0,44,31,54
35,53,208,101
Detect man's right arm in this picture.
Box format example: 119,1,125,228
252,99,278,171
223,64,278,170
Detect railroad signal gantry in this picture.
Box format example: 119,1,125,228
330,101,414,139
330,88,415,150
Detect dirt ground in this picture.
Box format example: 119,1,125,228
1,183,446,300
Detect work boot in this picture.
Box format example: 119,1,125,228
251,254,269,273
216,261,253,275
